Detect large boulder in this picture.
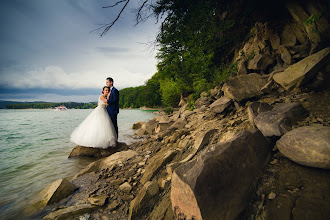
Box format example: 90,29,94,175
247,54,275,71
72,150,138,179
270,31,280,50
247,102,273,127
280,24,297,47
237,60,248,75
140,149,177,185
210,85,223,99
129,181,159,220
276,125,330,169
180,129,218,163
142,119,159,135
171,129,270,220
24,179,78,215
286,1,321,51
135,119,159,136
155,121,174,134
273,47,330,90
195,97,212,108
68,142,128,158
132,121,145,130
278,45,293,64
222,73,267,102
135,127,148,136
254,102,306,137
154,115,172,123
209,96,232,114
180,110,195,120
168,118,187,131
147,192,174,220
42,204,96,220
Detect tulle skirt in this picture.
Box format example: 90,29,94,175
70,106,117,148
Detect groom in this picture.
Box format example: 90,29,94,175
106,77,119,139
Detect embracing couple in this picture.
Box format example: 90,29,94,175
70,77,119,148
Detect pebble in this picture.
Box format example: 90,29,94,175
258,194,265,209
108,200,120,211
268,192,276,200
120,194,134,201
109,178,125,186
125,169,136,178
270,159,278,165
119,182,132,193
316,117,324,123
138,161,145,167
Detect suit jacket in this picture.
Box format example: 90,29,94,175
106,87,119,115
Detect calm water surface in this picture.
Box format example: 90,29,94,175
0,109,156,219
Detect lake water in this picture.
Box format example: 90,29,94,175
0,109,156,220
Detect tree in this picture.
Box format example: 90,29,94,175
100,0,262,107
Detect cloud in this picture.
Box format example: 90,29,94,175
0,93,99,103
96,47,131,55
0,0,160,102
0,61,157,96
0,65,101,89
0,62,156,91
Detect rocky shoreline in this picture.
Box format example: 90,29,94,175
24,10,330,220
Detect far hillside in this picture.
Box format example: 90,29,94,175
3,101,97,109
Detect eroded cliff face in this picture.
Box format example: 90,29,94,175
27,1,329,219
234,0,329,77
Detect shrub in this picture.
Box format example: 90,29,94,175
164,107,173,114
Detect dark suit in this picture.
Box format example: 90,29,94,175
106,87,119,138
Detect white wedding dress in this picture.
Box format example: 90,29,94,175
70,97,117,148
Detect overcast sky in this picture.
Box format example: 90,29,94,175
0,0,160,102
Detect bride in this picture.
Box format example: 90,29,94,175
70,86,117,148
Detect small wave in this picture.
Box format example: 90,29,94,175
9,143,32,152
6,136,24,140
42,137,59,141
0,199,15,213
15,162,38,171
38,131,48,135
39,150,66,159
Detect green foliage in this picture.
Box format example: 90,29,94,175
304,12,324,33
153,0,242,104
304,13,323,26
214,62,238,85
164,107,173,114
119,0,250,108
119,86,144,108
119,75,162,108
185,94,196,111
238,49,255,62
160,79,181,107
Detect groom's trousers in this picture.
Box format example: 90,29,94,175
109,114,118,139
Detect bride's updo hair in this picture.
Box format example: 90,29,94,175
103,86,110,91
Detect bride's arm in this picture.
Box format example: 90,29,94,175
100,95,108,105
